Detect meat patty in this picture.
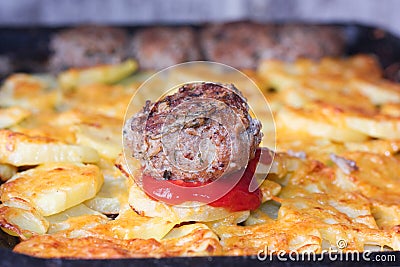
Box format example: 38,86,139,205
127,27,201,70
273,24,345,61
0,55,13,78
201,22,345,69
49,25,128,71
201,22,277,69
124,82,262,183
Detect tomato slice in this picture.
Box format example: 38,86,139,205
142,148,271,212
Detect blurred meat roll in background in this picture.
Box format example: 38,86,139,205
126,27,201,70
201,22,345,69
49,26,128,71
49,22,345,71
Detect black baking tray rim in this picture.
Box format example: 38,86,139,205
0,249,399,267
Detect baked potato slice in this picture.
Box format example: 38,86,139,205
0,163,103,216
0,130,99,166
58,60,137,91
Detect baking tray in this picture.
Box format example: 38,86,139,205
0,22,400,266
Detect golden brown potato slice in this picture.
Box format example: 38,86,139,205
275,194,398,251
51,110,123,160
0,198,49,238
257,55,381,92
0,163,103,216
14,235,165,259
127,182,240,223
345,114,400,140
0,74,60,112
63,84,135,120
84,175,128,215
45,203,107,234
94,207,176,241
380,103,400,117
215,216,322,255
10,110,76,143
13,223,222,258
0,163,17,182
277,106,368,142
0,130,99,166
214,192,399,255
344,139,400,156
350,78,400,105
58,60,137,91
333,152,400,229
0,107,30,129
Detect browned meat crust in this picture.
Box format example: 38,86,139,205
48,23,345,71
201,22,278,69
274,24,345,61
201,22,345,69
127,27,201,70
49,25,128,70
124,82,262,183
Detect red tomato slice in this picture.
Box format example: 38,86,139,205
142,148,271,212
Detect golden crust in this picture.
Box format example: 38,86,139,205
0,198,49,238
213,192,400,255
14,227,222,258
2,55,400,258
58,60,137,91
0,163,103,216
0,74,60,112
332,152,400,229
14,235,165,259
0,107,31,129
63,84,135,120
0,129,99,165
